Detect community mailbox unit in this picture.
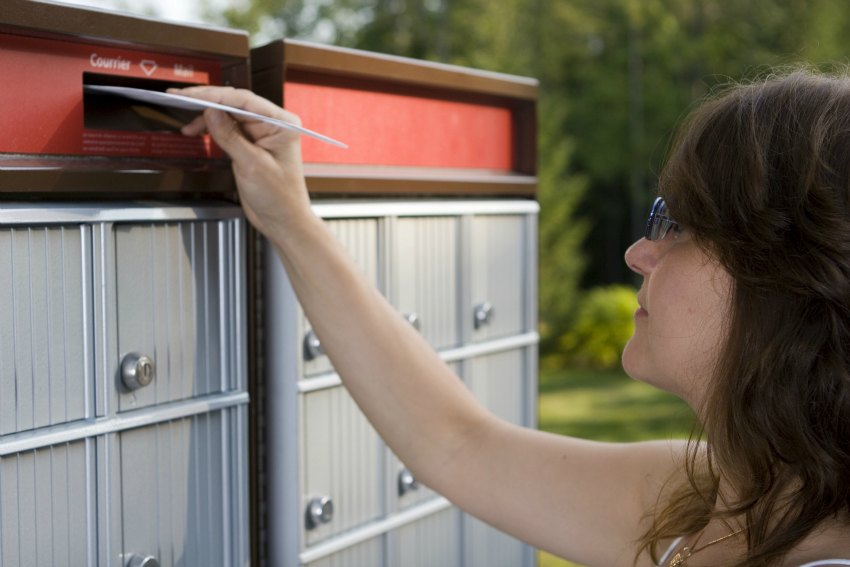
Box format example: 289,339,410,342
253,40,539,567
0,2,539,566
0,3,252,566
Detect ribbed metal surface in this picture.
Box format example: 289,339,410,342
389,508,460,567
394,217,459,350
302,536,382,567
262,202,538,565
120,408,249,567
467,349,526,426
470,215,526,342
302,385,382,546
0,440,95,567
0,206,248,567
115,220,244,411
0,226,91,434
302,218,380,377
463,513,527,567
463,349,532,567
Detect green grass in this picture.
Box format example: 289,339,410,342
535,366,695,567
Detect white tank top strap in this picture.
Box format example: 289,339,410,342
657,537,684,566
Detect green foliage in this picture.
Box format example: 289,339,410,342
557,285,637,370
537,100,588,359
206,0,850,362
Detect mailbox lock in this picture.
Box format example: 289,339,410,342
403,312,421,332
473,302,494,329
306,496,334,529
125,555,159,567
398,468,419,496
121,353,155,391
303,330,325,361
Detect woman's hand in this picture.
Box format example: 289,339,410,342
168,86,313,239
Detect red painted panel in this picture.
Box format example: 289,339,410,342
0,33,221,158
284,82,514,170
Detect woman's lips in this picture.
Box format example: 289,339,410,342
635,306,648,318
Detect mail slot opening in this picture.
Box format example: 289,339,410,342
83,73,201,133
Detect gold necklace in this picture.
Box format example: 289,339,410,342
667,526,747,567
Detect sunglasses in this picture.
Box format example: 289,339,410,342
645,197,680,241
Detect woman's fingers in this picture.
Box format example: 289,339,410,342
202,108,262,164
180,113,207,137
170,86,302,158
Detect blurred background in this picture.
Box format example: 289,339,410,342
62,1,850,565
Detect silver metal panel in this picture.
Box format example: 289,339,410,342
0,226,91,435
388,507,461,567
464,349,535,567
463,514,528,567
392,217,459,350
301,385,383,546
94,222,117,421
115,220,244,411
467,349,526,426
0,203,245,225
97,434,122,567
311,200,539,219
469,215,526,342
119,408,249,567
0,440,95,567
302,536,382,567
523,212,539,337
263,240,303,567
0,393,248,457
302,218,381,377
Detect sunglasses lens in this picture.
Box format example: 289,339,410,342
645,197,675,241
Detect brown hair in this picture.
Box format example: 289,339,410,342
639,69,850,565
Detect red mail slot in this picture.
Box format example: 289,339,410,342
0,1,249,194
0,33,220,159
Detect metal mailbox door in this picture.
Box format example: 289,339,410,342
301,535,383,567
301,218,381,378
387,508,461,567
118,409,248,567
392,216,460,351
0,440,96,566
301,384,383,546
114,220,244,411
469,215,528,342
463,348,532,567
0,225,92,434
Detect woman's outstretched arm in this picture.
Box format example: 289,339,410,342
173,86,685,567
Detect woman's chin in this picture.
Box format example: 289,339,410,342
620,338,641,379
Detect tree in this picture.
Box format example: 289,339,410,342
209,0,850,359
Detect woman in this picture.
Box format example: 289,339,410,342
172,69,850,566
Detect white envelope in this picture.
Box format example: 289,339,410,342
84,84,347,148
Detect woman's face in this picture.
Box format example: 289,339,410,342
622,226,732,405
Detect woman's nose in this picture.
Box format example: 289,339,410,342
625,238,657,277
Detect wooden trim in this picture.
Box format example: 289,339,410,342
253,40,537,101
514,101,538,175
1,0,248,60
303,165,537,197
0,161,239,197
